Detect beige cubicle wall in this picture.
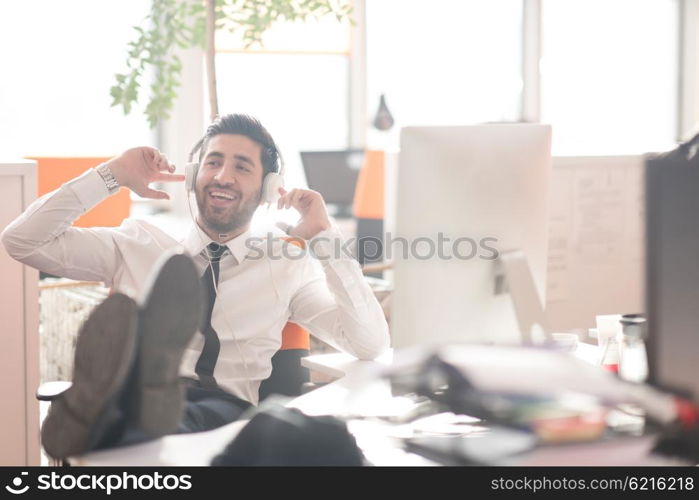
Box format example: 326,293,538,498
0,160,40,465
546,156,645,333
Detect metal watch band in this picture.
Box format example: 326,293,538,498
95,163,120,194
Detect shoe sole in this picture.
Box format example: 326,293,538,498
136,251,203,437
41,293,139,459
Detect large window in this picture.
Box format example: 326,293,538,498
0,0,153,158
541,0,679,155
365,0,524,149
214,16,351,189
364,0,684,155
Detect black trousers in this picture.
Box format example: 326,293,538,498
177,380,252,433
103,379,252,450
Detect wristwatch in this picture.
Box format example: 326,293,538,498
95,163,120,195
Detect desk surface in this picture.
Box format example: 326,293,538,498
72,344,688,466
72,349,413,466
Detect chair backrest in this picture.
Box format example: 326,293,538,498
258,237,311,401
258,322,310,401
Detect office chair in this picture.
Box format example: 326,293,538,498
259,236,311,400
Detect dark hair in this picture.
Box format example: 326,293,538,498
190,114,281,176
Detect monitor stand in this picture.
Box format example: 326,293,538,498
494,250,551,345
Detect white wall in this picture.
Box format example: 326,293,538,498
681,0,699,138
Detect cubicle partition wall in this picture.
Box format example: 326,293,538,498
0,160,40,465
545,156,645,333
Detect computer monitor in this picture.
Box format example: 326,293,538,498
646,146,699,400
300,150,364,218
390,124,552,348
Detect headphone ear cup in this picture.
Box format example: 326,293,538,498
184,162,198,192
261,172,284,204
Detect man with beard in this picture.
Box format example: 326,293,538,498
1,114,389,459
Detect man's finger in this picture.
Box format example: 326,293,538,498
152,152,170,171
286,190,296,209
285,189,299,210
139,147,159,163
277,187,289,210
141,188,170,200
156,160,172,172
276,187,287,209
155,173,185,182
289,189,304,209
157,154,174,172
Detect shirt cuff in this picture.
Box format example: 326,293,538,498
308,224,350,262
65,168,112,212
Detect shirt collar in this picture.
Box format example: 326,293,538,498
182,223,254,265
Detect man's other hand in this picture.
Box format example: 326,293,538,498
276,187,331,240
107,147,185,200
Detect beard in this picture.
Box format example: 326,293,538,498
195,184,261,235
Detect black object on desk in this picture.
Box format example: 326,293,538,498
646,134,699,402
211,403,364,466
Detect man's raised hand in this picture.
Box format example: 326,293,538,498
106,147,185,200
275,187,331,240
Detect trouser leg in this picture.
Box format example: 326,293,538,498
177,385,252,433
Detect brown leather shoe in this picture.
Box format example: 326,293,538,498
41,293,139,459
134,251,203,437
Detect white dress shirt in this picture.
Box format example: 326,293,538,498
1,169,390,404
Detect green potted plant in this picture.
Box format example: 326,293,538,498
110,0,353,127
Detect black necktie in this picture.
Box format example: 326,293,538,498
195,242,228,388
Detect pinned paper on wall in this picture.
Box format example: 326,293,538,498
545,156,645,332
546,166,573,304
573,166,626,261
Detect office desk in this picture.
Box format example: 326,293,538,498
71,349,430,466
70,421,247,466
72,345,689,466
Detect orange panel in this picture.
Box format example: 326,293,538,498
280,322,311,351
27,157,130,227
352,150,385,219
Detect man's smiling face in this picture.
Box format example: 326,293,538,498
194,133,264,237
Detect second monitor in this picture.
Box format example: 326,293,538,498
300,149,364,218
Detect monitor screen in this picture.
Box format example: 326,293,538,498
300,150,364,210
